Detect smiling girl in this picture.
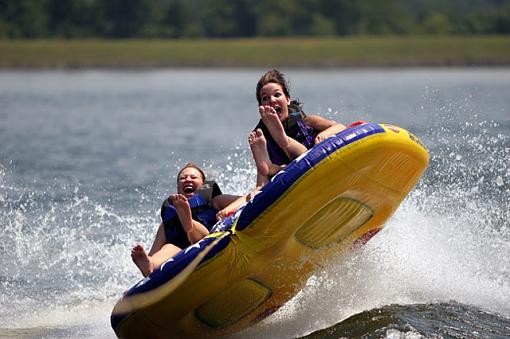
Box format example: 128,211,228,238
249,69,347,186
216,70,347,219
131,163,241,277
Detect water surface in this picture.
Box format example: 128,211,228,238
1,68,509,338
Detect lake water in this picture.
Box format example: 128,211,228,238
0,68,509,338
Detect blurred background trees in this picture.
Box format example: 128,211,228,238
0,0,508,39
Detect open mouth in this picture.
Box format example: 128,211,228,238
183,185,194,194
275,106,282,114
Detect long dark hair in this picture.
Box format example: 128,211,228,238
256,69,291,105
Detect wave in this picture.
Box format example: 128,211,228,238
301,302,510,338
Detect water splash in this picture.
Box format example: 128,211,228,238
236,119,509,338
0,167,148,331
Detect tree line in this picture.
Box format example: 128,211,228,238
1,0,509,39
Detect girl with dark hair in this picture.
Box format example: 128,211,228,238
216,70,346,218
251,69,346,186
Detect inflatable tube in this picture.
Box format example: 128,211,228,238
111,123,429,338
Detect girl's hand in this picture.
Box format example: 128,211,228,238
314,132,328,144
216,209,229,221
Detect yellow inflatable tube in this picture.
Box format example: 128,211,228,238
111,123,429,337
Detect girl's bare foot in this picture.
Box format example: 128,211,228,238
131,244,153,277
249,129,271,177
259,106,289,149
171,194,193,233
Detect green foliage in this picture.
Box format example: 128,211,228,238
357,0,413,34
421,13,453,34
0,0,49,38
311,14,335,36
0,0,508,39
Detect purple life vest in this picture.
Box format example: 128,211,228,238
255,101,318,166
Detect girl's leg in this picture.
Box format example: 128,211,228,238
249,129,271,179
260,110,307,161
173,194,209,244
131,242,181,277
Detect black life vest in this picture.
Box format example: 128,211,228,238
161,181,221,249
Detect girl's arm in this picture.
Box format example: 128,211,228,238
213,193,249,220
282,136,309,159
212,194,242,211
305,115,346,144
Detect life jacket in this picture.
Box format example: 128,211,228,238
161,181,221,249
255,101,318,166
